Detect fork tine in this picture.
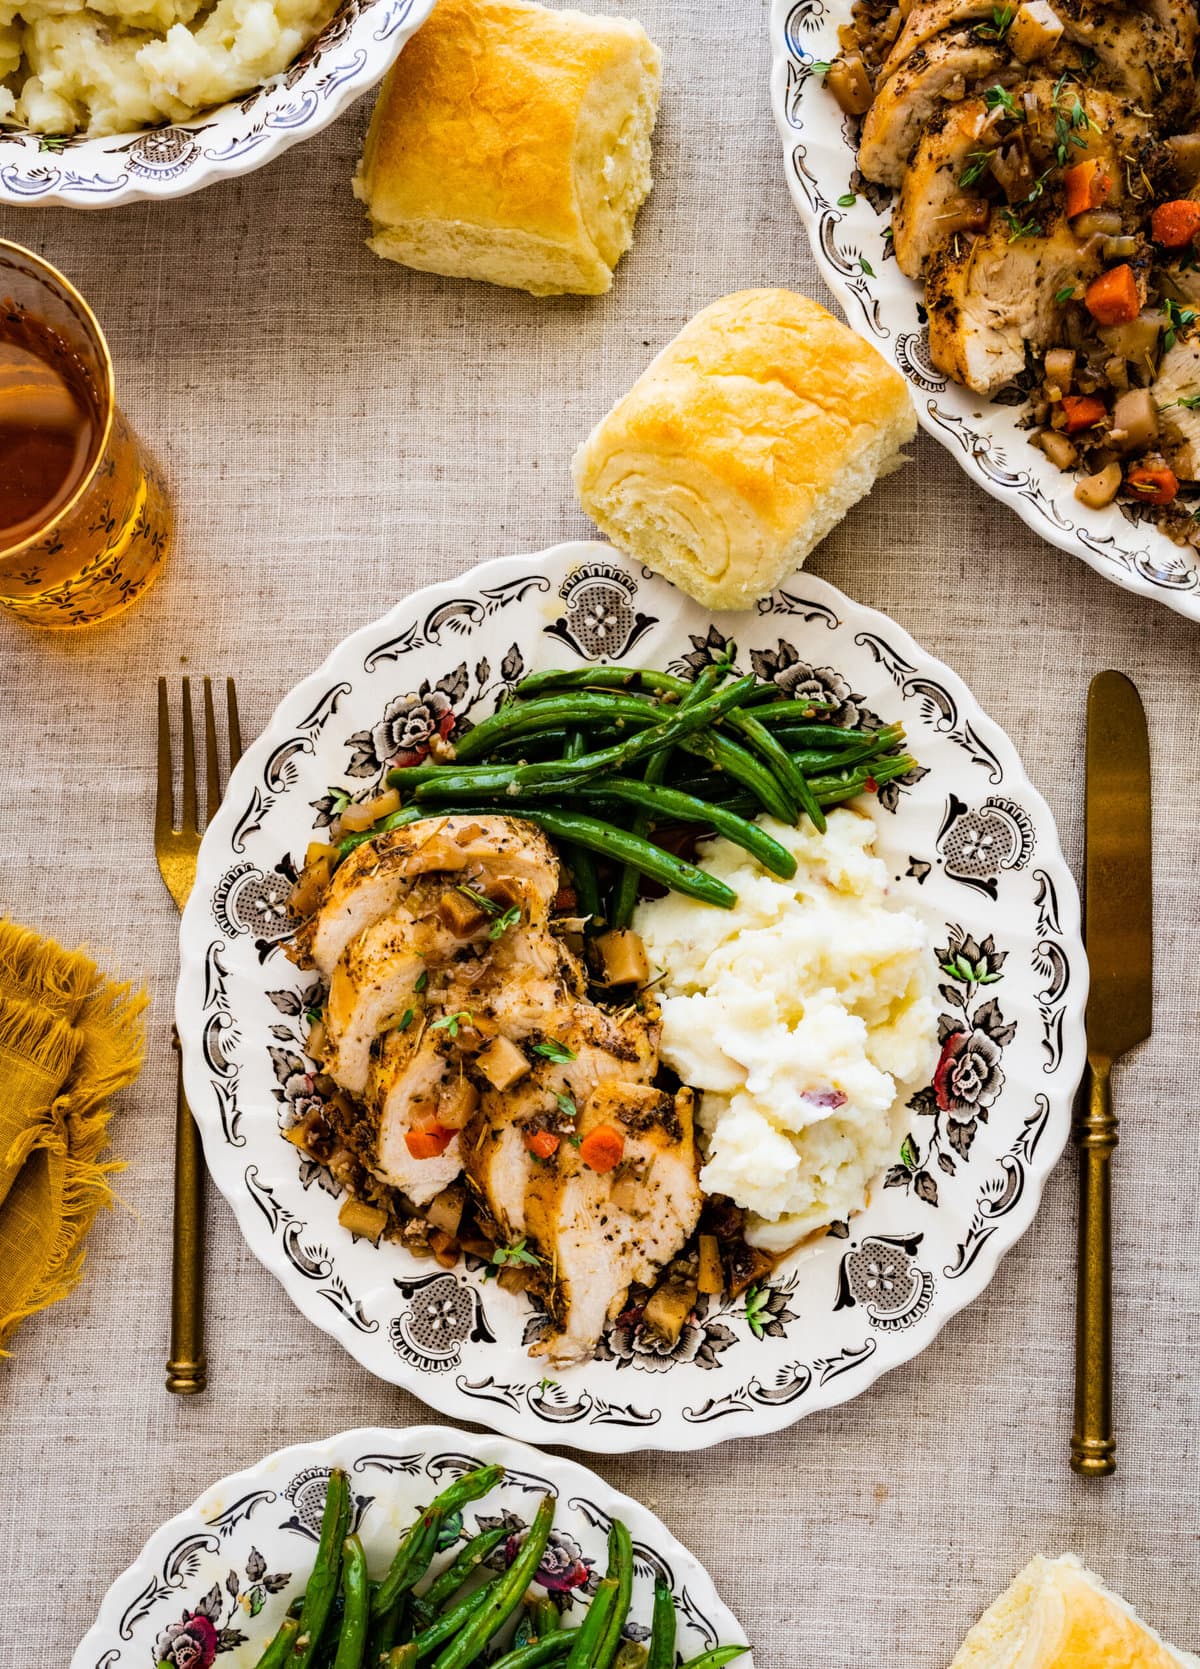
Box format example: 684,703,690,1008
181,676,198,835
156,676,175,838
203,677,221,826
226,677,244,768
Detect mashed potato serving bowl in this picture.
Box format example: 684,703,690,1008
176,541,1086,1453
0,0,436,208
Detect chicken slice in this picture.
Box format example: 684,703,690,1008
858,33,1008,186
1154,337,1200,479
369,1029,461,1204
525,1083,701,1367
925,209,1102,394
880,0,1003,80
294,813,559,976
324,906,473,1095
892,99,996,277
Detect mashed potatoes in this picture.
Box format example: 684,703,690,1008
0,0,337,134
635,808,938,1252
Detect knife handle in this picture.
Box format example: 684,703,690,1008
1071,1058,1117,1476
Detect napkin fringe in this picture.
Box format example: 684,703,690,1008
0,921,146,1352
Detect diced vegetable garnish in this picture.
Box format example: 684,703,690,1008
579,1123,626,1173
1084,266,1140,328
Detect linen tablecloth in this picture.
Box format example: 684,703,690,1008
1,5,1197,1662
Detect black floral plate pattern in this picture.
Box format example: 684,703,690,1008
177,542,1086,1453
768,0,1200,621
71,1425,750,1668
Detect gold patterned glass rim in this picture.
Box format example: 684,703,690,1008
0,237,116,562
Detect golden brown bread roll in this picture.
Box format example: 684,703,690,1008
571,288,916,610
950,1556,1200,1669
353,0,661,296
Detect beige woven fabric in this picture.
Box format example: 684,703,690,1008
1,4,1198,1662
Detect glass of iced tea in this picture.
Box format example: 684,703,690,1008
0,240,171,628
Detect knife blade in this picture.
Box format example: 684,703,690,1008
1071,669,1152,1477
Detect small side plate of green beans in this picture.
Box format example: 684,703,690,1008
73,1428,751,1669
339,658,916,925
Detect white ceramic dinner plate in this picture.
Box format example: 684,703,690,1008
768,0,1200,621
177,541,1086,1453
0,0,435,209
71,1424,751,1668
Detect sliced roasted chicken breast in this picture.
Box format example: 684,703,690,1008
858,33,1008,186
370,1029,461,1204
526,1083,702,1367
926,210,1103,393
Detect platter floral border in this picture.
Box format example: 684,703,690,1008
767,0,1200,622
177,542,1087,1454
0,0,435,209
71,1426,751,1668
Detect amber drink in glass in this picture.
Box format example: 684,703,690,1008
0,240,170,628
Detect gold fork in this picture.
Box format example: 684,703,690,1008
155,676,243,1394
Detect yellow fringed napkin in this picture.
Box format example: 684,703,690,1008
0,919,146,1352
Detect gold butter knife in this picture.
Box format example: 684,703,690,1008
1072,670,1152,1476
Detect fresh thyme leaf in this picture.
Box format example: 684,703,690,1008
533,1039,577,1063
1055,284,1077,304
492,1237,542,1269
396,1008,414,1032
327,786,351,815
556,1092,578,1122
976,3,1014,39
959,149,994,188
837,191,857,207
457,883,500,916
415,969,428,993
1002,208,1039,243
983,84,1022,120
1164,298,1196,352
859,256,875,277
430,1010,473,1038
808,58,831,73
488,904,522,941
1164,392,1200,410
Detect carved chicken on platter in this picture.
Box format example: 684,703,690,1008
288,812,702,1365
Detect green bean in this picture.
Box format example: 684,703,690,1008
563,731,603,923
453,694,662,761
724,707,824,831
786,725,904,773
676,1648,749,1669
371,1466,505,1621
610,662,730,928
486,1635,578,1669
409,1582,498,1656
386,1648,419,1669
512,667,649,697
415,1526,508,1622
366,1596,407,1668
436,806,737,909
645,1584,676,1669
292,1469,351,1669
429,1495,556,1669
533,1597,561,1637
336,806,426,859
514,677,758,791
251,1615,300,1669
578,780,795,879
595,1522,634,1669
564,1580,619,1669
751,700,848,726
333,1538,370,1669
676,732,793,823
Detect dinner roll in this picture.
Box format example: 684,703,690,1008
572,288,916,609
353,0,661,296
950,1556,1200,1669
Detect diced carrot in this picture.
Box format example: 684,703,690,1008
1064,159,1112,220
405,1120,454,1159
1060,394,1107,434
1125,465,1179,506
579,1123,625,1174
1150,200,1200,251
1084,265,1140,327
523,1129,560,1160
